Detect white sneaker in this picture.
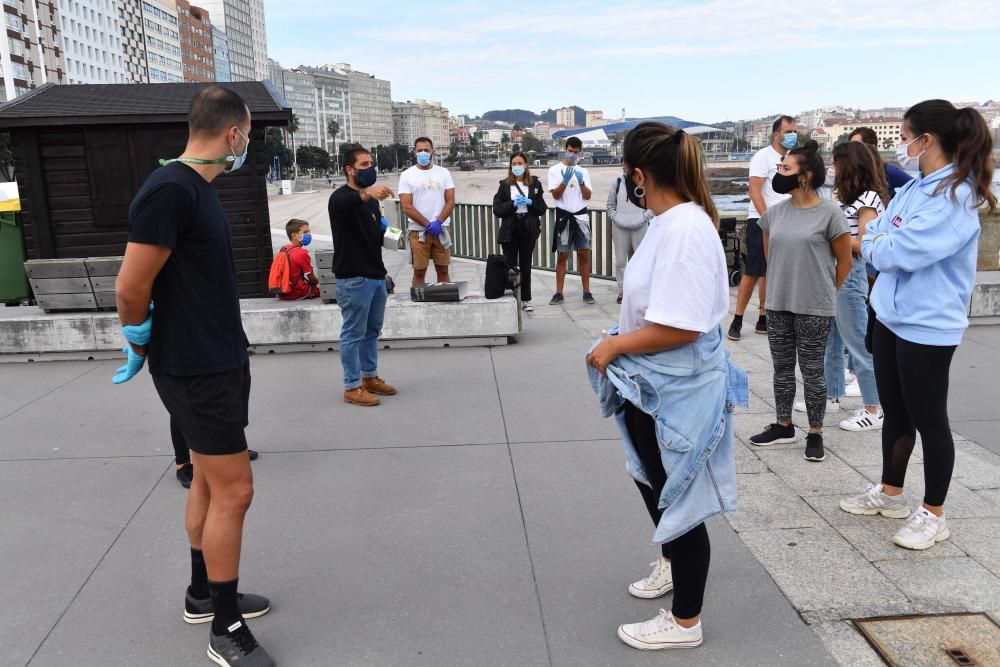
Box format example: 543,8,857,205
893,508,950,550
839,408,884,432
521,300,533,312
618,609,703,650
628,556,673,599
794,399,840,413
845,370,856,384
845,379,862,397
839,483,911,518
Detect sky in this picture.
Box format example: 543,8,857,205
264,0,1000,124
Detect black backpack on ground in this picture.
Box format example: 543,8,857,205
485,254,520,299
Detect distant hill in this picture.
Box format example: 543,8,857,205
482,109,540,126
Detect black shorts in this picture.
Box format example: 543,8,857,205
152,362,251,456
744,218,767,278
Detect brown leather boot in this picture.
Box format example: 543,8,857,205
344,387,379,406
362,376,397,396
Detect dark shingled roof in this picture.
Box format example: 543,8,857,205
0,81,292,129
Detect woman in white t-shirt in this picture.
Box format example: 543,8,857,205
587,123,731,651
826,142,888,432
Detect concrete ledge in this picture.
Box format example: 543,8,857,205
970,272,1000,318
0,294,520,358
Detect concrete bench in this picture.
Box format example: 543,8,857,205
970,272,1000,318
0,293,521,359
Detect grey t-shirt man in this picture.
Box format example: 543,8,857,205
759,199,849,317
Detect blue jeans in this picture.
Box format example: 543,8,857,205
337,276,387,390
824,258,879,406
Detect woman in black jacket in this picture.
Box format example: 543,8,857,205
493,152,548,311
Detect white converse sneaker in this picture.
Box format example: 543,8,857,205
839,483,911,518
845,379,862,397
521,300,533,312
893,508,950,550
794,398,840,413
618,609,703,650
628,556,673,599
839,408,884,432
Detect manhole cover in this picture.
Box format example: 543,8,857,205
854,613,1000,666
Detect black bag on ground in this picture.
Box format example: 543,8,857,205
485,254,520,299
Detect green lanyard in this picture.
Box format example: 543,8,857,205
159,157,232,166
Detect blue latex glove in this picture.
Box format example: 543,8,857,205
524,197,533,206
561,168,575,185
379,216,389,231
121,303,154,346
425,219,443,236
513,195,527,207
112,345,146,384
575,170,585,186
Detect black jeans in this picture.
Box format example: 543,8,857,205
502,219,538,302
873,319,957,506
170,417,191,466
624,401,711,619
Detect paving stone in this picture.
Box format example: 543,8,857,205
734,439,769,474
948,518,1000,577
856,466,1000,519
952,439,1000,490
977,488,1000,506
803,494,966,562
875,557,1000,614
758,448,870,497
726,472,827,532
811,621,886,667
740,527,911,623
824,429,901,468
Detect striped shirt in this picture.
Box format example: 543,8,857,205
842,191,885,237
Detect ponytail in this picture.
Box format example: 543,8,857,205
675,132,719,228
905,100,997,215
622,122,719,228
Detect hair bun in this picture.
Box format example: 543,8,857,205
804,139,819,153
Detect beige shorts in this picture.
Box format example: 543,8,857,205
409,232,452,270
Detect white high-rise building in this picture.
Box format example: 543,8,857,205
1,0,67,101
198,0,267,81
141,0,184,83
212,25,230,82
392,99,449,150
58,0,127,84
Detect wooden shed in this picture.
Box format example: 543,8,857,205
0,81,291,297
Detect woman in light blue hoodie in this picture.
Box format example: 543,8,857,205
840,100,997,551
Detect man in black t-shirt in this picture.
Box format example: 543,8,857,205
329,147,397,407
115,87,274,667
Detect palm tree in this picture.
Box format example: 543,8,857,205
327,119,340,173
288,113,300,176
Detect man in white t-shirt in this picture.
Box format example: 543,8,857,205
398,137,456,287
547,136,595,305
727,115,797,342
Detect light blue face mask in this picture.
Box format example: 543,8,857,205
511,165,525,177
781,132,798,150
416,151,432,167
158,127,250,172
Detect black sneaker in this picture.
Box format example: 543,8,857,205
185,588,271,625
617,293,623,304
248,449,259,461
549,293,564,305
727,317,743,341
208,620,275,667
749,423,799,446
583,292,596,304
755,314,768,334
176,463,193,489
804,433,826,462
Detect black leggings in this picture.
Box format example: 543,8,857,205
624,401,711,619
170,417,191,466
767,310,833,429
501,222,538,302
873,319,957,506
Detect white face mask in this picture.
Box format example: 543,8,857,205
896,135,925,172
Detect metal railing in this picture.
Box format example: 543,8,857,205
395,202,747,280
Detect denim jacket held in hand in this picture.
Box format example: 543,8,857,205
588,325,749,544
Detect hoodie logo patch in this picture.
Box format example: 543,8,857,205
890,215,903,229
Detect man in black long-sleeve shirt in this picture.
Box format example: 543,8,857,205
329,147,398,406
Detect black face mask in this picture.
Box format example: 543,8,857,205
772,172,801,195
624,171,646,209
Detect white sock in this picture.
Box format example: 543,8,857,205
675,621,701,633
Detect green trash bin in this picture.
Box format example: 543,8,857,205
0,210,31,302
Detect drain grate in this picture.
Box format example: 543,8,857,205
853,613,1000,666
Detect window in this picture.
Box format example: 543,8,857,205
8,37,23,56
12,62,27,79
6,13,22,30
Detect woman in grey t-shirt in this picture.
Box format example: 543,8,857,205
748,141,852,462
